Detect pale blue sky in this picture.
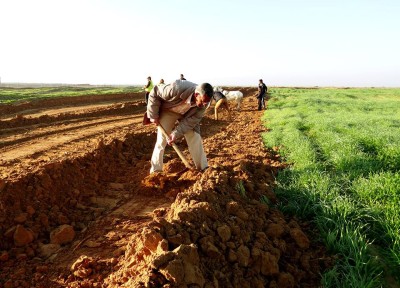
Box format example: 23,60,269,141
1,0,399,87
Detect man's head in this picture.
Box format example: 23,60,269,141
194,83,213,108
147,76,151,80
259,79,263,83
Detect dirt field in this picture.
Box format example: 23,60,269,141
0,88,333,287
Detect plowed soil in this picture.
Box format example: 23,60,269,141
0,88,333,288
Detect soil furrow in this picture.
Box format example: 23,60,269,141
0,115,136,149
0,101,144,130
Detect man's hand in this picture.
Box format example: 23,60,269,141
150,118,160,125
167,133,176,146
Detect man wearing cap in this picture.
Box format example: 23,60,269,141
146,79,213,174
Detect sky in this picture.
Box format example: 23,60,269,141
1,0,399,87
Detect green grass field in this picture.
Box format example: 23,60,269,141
0,85,142,104
262,88,400,287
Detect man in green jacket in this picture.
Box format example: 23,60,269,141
146,79,213,174
143,76,154,104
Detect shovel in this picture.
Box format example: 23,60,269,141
143,112,192,169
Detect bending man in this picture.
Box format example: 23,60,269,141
212,91,232,121
146,79,213,174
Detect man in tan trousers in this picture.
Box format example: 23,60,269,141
146,79,213,174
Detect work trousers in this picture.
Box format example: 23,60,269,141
257,94,265,110
214,98,232,121
150,110,208,173
145,92,150,105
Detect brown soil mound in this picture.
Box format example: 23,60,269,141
0,88,333,287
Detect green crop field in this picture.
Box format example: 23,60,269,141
262,88,400,288
0,85,142,104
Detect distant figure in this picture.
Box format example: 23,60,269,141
211,91,232,121
180,74,186,80
143,76,154,105
157,79,165,88
257,79,268,110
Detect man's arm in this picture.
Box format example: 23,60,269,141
171,108,205,139
147,85,162,121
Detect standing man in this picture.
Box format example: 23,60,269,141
180,74,186,80
146,79,213,174
257,79,268,110
144,76,154,105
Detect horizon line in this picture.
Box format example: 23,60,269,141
1,82,399,89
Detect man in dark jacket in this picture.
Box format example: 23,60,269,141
257,79,268,110
146,80,213,173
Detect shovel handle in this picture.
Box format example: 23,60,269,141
157,124,192,169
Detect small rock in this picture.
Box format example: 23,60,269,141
14,225,34,247
50,225,75,245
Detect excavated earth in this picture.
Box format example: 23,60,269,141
0,88,334,288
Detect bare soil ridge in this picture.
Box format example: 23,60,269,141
0,88,333,287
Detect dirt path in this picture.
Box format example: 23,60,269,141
0,89,333,287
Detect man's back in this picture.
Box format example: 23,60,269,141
259,83,267,95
